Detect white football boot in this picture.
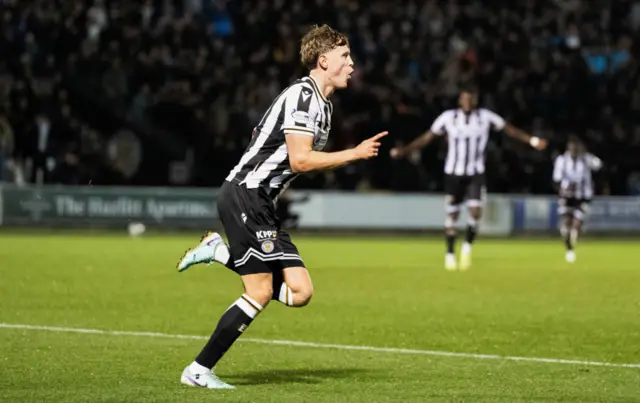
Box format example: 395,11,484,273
177,232,229,272
445,253,457,271
180,366,235,389
459,243,472,270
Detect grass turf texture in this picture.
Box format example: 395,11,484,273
0,233,639,402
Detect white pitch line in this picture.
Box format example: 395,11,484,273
1,323,639,369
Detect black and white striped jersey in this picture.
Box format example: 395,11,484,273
430,108,506,176
553,152,602,199
225,76,332,199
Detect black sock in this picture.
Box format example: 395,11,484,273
195,294,262,369
446,233,456,254
465,225,477,245
564,233,573,251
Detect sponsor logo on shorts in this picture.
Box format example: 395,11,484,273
256,230,277,240
261,240,275,254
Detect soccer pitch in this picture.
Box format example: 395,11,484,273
1,232,639,402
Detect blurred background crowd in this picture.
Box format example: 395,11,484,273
1,0,640,195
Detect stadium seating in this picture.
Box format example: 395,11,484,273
1,0,639,194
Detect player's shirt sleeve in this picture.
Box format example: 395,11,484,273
553,155,564,183
483,109,506,131
585,153,603,171
430,111,450,136
282,84,318,137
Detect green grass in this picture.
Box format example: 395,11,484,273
1,233,639,402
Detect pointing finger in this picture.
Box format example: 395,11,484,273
371,131,389,141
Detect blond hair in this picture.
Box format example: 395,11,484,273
300,24,349,70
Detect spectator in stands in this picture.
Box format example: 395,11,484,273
0,112,14,181
1,0,639,195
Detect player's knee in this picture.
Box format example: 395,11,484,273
445,227,457,236
445,209,459,221
294,284,314,307
285,281,314,307
572,218,583,230
445,205,460,217
469,207,482,221
445,212,458,229
244,285,273,307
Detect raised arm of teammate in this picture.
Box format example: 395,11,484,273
286,131,388,173
503,124,548,150
389,130,436,159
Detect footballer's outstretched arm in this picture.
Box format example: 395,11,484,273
286,131,388,173
390,109,451,159
390,130,436,159
503,123,548,150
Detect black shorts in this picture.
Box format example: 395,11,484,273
217,181,304,276
444,174,486,207
558,197,591,218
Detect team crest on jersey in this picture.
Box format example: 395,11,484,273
261,240,275,254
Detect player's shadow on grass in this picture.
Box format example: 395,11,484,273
227,367,371,385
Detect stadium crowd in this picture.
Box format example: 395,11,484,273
1,0,640,195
